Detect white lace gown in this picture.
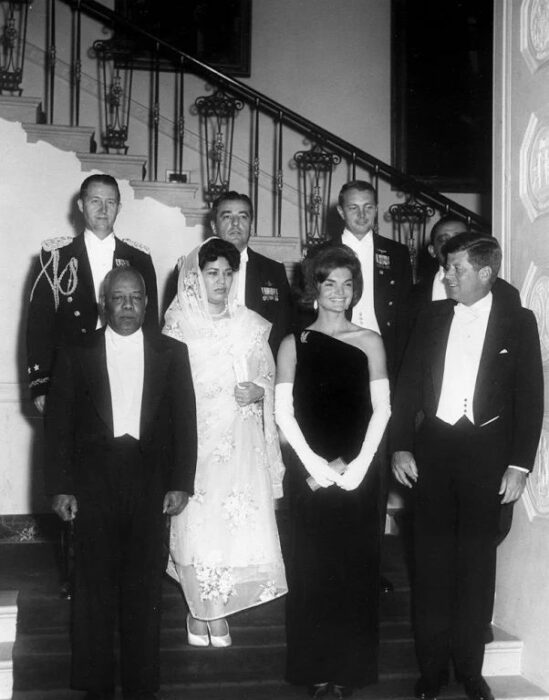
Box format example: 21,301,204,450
163,259,287,620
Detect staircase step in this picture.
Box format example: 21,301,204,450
0,96,41,123
11,676,549,700
484,627,523,676
129,180,209,226
249,236,301,265
0,641,14,700
23,123,95,153
0,590,17,642
12,626,418,691
76,152,147,180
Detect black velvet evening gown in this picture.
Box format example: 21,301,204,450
284,330,381,688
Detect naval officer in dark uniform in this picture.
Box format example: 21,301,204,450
27,174,158,414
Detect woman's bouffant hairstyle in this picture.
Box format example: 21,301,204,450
301,244,363,309
198,237,241,271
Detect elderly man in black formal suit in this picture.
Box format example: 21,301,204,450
27,173,158,415
210,190,293,359
390,234,543,700
44,267,197,700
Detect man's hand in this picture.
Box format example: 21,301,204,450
234,381,264,406
391,451,418,488
163,490,189,516
499,467,528,504
34,395,46,414
52,494,78,521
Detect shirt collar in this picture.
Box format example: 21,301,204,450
105,325,143,348
85,229,116,252
454,291,493,319
341,228,372,250
240,247,249,263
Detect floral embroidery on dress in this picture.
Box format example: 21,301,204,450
222,487,258,531
190,490,206,505
212,428,235,462
194,561,236,604
258,580,277,603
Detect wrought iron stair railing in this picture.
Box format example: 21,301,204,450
0,0,490,268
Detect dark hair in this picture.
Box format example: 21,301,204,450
101,266,146,299
338,180,377,207
211,191,254,222
301,244,363,308
429,215,469,246
442,233,501,282
79,174,121,202
198,238,241,271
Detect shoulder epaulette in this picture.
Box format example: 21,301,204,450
121,237,151,255
41,236,73,252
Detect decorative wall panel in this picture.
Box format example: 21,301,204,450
521,262,549,518
521,0,549,73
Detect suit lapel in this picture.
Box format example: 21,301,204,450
140,335,168,439
245,248,258,309
473,298,511,418
78,331,113,432
428,302,455,405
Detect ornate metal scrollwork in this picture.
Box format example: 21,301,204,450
194,89,244,204
293,142,341,250
0,1,31,95
387,194,435,281
92,38,134,154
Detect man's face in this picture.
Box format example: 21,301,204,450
78,182,121,239
337,188,377,240
444,250,489,306
211,198,252,253
101,271,147,336
429,220,468,265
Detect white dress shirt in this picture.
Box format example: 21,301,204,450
431,266,447,301
341,229,380,333
436,293,492,425
85,229,115,328
105,326,144,439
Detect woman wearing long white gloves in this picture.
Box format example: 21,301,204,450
276,245,391,698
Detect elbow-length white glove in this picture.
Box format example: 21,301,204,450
275,383,335,488
338,378,391,491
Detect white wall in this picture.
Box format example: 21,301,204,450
491,0,549,690
0,117,203,514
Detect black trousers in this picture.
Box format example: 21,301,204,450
412,417,507,682
71,436,166,694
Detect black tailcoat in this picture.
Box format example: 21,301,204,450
44,329,197,694
390,295,543,682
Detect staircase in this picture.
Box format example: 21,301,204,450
1,527,547,700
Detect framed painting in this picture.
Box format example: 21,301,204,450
391,0,493,193
114,0,252,77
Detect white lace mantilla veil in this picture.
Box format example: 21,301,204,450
162,237,285,497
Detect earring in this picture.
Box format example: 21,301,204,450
313,299,318,311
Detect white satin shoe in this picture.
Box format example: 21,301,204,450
186,613,209,647
207,618,232,647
